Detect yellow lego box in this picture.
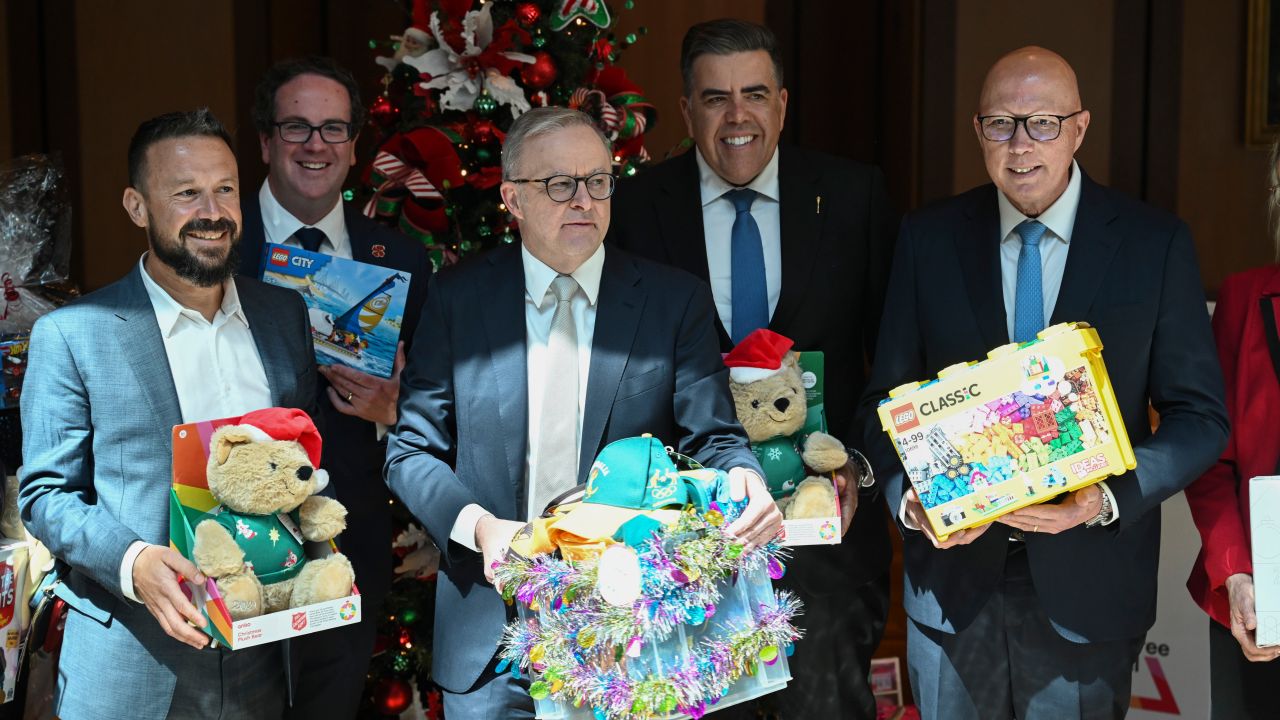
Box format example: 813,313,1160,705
876,323,1136,540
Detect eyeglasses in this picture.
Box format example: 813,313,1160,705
977,111,1084,142
271,121,356,144
507,173,616,202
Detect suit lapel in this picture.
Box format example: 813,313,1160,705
956,188,1010,350
1050,174,1121,325
656,153,710,282
770,147,824,335
240,282,297,407
481,247,530,498
344,206,377,266
579,250,644,481
238,191,268,278
115,267,184,429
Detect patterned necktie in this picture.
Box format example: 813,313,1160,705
532,274,581,517
1013,220,1048,343
726,188,768,344
294,227,327,253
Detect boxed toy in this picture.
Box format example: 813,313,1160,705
169,409,360,649
0,540,29,703
259,243,411,378
497,436,801,719
0,334,28,410
726,330,846,546
876,323,1136,541
1251,475,1280,647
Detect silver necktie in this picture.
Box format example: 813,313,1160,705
532,274,580,516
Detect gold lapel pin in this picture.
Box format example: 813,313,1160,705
816,195,823,214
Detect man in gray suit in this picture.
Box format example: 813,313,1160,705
19,109,317,719
386,107,782,716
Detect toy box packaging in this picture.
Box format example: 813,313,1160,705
876,323,1136,541
0,334,27,410
0,540,29,703
259,243,410,379
775,351,842,546
1251,475,1280,647
169,417,361,649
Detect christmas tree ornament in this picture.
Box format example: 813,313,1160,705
400,607,419,625
474,90,498,116
369,95,400,127
550,0,612,32
515,2,542,26
520,51,558,90
373,677,413,714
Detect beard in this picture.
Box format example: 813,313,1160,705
148,215,241,288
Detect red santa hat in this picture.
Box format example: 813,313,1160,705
235,407,323,468
724,329,795,384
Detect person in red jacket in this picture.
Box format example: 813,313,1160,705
1185,140,1280,718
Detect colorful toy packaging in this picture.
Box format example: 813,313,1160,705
0,335,27,410
876,323,1136,540
1251,475,1280,647
0,540,29,703
495,436,802,719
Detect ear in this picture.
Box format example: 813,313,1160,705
783,351,800,369
122,187,148,229
348,131,361,165
778,87,788,131
211,426,256,466
1070,110,1091,153
259,132,271,165
500,181,524,221
972,114,985,147
679,95,694,138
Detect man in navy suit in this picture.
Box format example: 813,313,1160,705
858,47,1228,718
386,107,782,716
236,57,431,719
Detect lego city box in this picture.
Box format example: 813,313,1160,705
169,416,361,650
876,323,1136,541
1250,476,1280,647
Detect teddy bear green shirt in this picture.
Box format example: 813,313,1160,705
206,507,306,584
752,435,808,500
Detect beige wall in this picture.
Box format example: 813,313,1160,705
952,0,1114,194
74,0,238,291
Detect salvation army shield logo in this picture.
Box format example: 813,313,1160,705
291,611,308,632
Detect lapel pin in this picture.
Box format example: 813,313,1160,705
816,196,822,215
372,244,386,258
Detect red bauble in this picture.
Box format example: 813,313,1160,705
374,678,413,715
470,119,498,144
515,2,541,26
520,52,558,90
369,95,400,127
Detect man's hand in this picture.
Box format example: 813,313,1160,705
725,467,783,551
998,485,1101,535
904,487,993,549
833,461,860,537
474,514,527,591
1226,573,1280,662
320,341,405,425
133,545,209,649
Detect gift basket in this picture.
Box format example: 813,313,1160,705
495,436,802,719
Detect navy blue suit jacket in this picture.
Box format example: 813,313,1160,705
858,172,1228,641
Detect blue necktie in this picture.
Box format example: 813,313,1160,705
294,227,327,253
726,189,768,344
1013,220,1047,343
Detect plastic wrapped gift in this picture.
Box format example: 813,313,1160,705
495,437,801,719
876,323,1136,541
0,155,74,335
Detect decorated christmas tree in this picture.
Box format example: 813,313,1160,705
355,2,657,716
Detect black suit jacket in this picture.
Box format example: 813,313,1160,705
609,147,896,592
238,191,432,608
385,243,762,692
858,172,1228,641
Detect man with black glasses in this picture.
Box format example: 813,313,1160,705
236,56,431,720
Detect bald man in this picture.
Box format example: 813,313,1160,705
858,47,1226,718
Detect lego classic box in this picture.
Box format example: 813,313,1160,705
876,323,1136,541
169,416,360,649
1251,476,1280,647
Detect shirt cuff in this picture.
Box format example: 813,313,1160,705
375,422,389,442
450,504,492,553
1096,480,1120,525
898,493,923,531
120,540,149,603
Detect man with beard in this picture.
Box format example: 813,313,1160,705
19,109,317,720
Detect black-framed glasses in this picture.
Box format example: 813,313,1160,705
271,121,356,144
977,111,1084,142
507,173,616,202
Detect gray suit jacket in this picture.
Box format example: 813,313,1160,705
385,244,760,693
18,265,317,718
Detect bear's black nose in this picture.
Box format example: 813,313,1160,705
297,466,313,481
773,398,790,412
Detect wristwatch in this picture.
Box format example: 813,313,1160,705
845,446,876,489
1084,487,1114,527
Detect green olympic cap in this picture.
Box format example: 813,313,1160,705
583,436,689,510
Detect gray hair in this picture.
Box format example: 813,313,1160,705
501,108,612,179
680,19,783,96
1270,138,1280,260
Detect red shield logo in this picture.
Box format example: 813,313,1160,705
291,612,308,631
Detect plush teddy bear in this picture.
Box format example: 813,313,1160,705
725,329,848,520
192,407,355,620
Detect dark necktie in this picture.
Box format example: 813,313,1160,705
294,227,327,253
726,188,768,344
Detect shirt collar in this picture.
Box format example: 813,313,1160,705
138,254,248,337
998,159,1082,244
695,146,781,207
521,243,605,309
259,180,348,252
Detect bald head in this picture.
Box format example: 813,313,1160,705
979,46,1081,113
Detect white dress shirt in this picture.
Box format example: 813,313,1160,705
259,180,352,259
697,147,782,333
448,244,606,551
121,255,274,601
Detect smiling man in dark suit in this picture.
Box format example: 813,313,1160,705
386,107,781,717
858,47,1228,719
609,19,896,719
235,56,431,719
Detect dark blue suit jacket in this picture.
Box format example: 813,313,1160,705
858,171,1229,642
385,243,761,692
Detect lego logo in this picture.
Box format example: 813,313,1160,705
270,249,290,266
890,404,919,433
291,612,308,631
